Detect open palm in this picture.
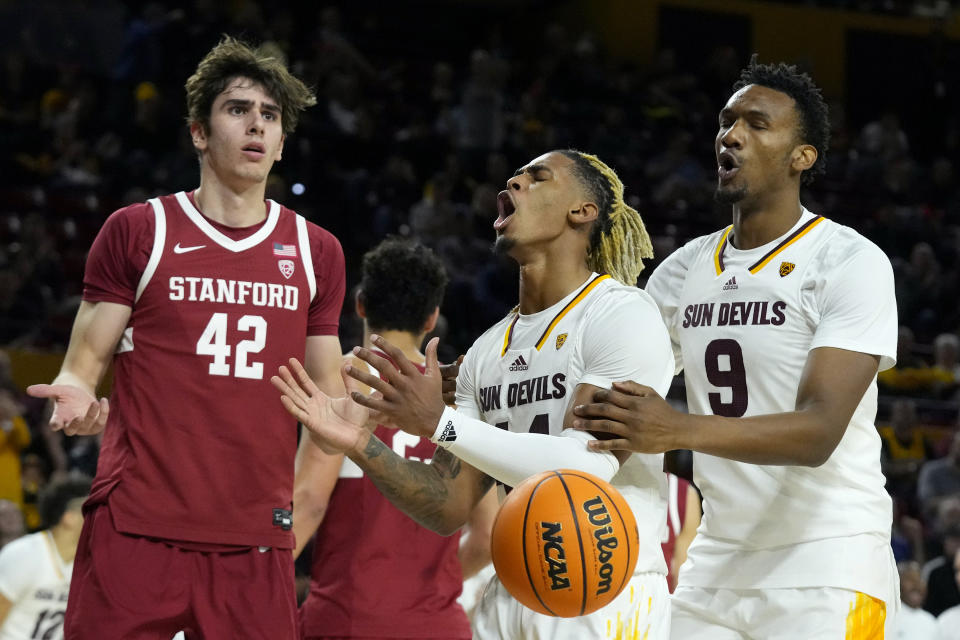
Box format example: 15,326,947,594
26,383,108,435
271,358,369,455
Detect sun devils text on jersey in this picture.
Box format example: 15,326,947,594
646,208,897,598
456,273,676,576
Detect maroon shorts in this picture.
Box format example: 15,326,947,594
65,504,297,639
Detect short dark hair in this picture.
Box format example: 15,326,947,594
185,36,316,136
733,56,830,185
38,473,91,529
359,238,448,334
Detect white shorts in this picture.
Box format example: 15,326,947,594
671,586,895,639
473,571,670,640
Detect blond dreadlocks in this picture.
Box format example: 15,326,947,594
559,150,654,285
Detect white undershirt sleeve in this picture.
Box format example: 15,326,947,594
430,406,619,487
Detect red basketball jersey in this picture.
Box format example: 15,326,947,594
83,191,345,548
301,365,471,639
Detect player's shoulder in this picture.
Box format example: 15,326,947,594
591,278,661,316
283,206,343,255
0,531,44,566
104,198,158,227
652,229,726,277
808,216,891,273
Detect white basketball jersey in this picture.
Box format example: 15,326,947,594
456,273,676,575
646,209,898,596
0,532,72,640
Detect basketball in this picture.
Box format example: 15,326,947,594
490,469,639,618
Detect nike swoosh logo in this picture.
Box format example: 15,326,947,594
173,243,205,254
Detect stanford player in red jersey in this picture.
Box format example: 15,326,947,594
26,37,347,639
293,239,494,639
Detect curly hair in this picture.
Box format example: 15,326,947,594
359,238,448,334
557,149,654,285
38,473,91,529
733,56,830,185
185,36,316,136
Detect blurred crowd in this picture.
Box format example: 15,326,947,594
3,0,960,623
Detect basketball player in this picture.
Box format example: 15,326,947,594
0,474,90,640
573,59,899,638
274,150,676,639
294,238,487,640
26,37,347,638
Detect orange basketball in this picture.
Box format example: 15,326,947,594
490,469,639,618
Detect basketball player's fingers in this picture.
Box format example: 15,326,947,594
349,390,394,415
344,363,397,400
64,401,99,436
94,397,110,430
279,395,308,422
572,400,632,421
570,414,628,435
352,347,401,386
610,381,655,397
424,337,441,378
586,437,633,452
271,374,305,408
288,358,323,396
275,367,313,407
26,383,56,399
369,334,421,377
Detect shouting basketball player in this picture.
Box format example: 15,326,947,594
273,150,676,639
27,37,347,638
573,59,900,638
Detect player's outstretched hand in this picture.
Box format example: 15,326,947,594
272,358,369,455
26,384,109,436
346,335,447,439
571,381,683,453
439,354,463,406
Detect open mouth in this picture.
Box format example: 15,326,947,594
717,151,740,182
242,143,266,158
494,190,516,231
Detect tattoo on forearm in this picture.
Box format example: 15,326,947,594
354,437,457,532
431,448,461,479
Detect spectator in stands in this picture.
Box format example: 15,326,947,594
919,430,960,521
880,398,936,500
0,391,29,513
879,325,937,394
892,560,937,639
937,549,960,638
933,332,960,399
925,524,960,616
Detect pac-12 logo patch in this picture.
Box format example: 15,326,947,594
278,259,295,279
555,333,568,350
779,262,795,277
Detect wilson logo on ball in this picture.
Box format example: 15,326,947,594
582,496,619,595
539,521,570,590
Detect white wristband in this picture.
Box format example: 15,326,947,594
430,406,620,488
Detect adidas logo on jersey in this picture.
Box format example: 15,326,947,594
438,420,457,442
509,355,529,371
722,276,738,291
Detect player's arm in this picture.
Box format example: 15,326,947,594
347,337,625,486
273,356,493,535
577,245,896,467
290,336,348,559
458,486,498,580
27,301,131,435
